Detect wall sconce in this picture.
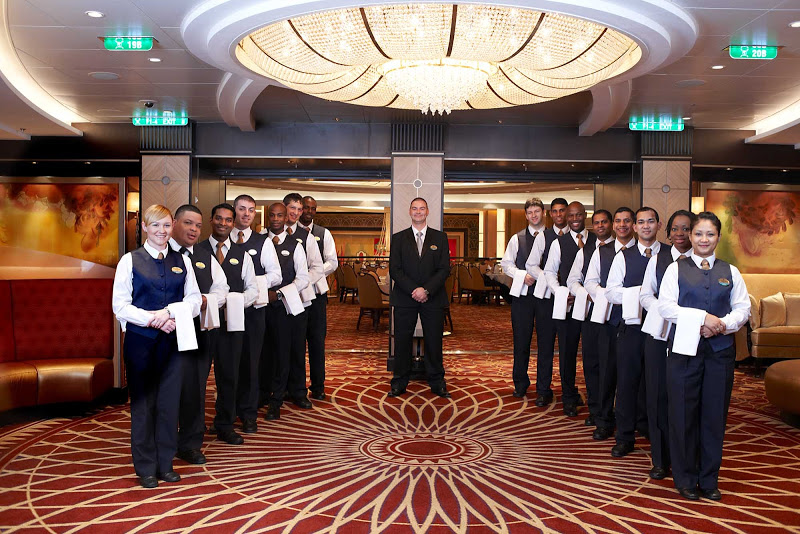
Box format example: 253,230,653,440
691,196,705,213
126,191,140,213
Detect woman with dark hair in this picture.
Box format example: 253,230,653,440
657,211,750,501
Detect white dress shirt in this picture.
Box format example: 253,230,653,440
169,238,229,308
286,221,325,287
500,225,544,279
657,253,750,335
208,234,259,308
301,221,339,277
543,228,589,294
583,237,637,299
240,226,283,291
268,230,310,293
566,236,614,296
606,240,663,305
112,241,202,332
524,225,568,281
639,245,691,312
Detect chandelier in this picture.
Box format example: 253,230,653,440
236,3,642,115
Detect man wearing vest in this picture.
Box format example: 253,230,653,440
299,196,339,401
542,201,596,417
170,205,229,465
500,197,546,398
638,210,695,480
201,203,259,445
232,195,282,433
524,197,569,407
565,209,614,427
583,207,637,440
605,206,665,458
264,203,310,421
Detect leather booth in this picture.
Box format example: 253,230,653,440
0,279,116,412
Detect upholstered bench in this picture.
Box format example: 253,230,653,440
764,360,800,428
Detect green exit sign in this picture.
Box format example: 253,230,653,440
729,45,777,60
629,119,684,132
103,36,154,51
132,116,188,126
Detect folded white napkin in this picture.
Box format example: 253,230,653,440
200,293,220,331
167,302,198,351
622,286,643,325
672,307,707,356
315,276,330,295
590,288,612,324
225,292,246,332
533,275,552,299
279,283,306,316
552,286,570,319
300,285,316,304
642,302,670,340
572,286,590,321
254,275,270,308
510,270,528,297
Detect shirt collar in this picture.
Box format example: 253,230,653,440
208,235,231,250
637,241,661,256
168,238,193,254
143,241,168,259
269,230,287,243
528,224,544,235
691,252,715,268
671,245,691,260
598,236,614,245
570,228,588,240
615,237,636,252
286,222,298,234
302,221,314,232
553,225,568,235
413,225,428,237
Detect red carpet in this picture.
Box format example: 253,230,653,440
1,302,799,533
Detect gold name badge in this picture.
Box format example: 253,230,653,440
315,236,321,241
718,278,731,286
195,262,206,269
171,267,183,274
248,249,257,255
430,245,438,250
230,258,240,265
281,250,291,256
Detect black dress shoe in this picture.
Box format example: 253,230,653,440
217,429,244,445
176,449,206,465
139,475,158,489
242,419,258,434
512,389,526,398
593,427,613,441
157,471,181,483
310,391,326,401
265,405,280,421
637,426,650,440
387,388,406,397
649,466,668,480
678,487,700,501
563,404,578,417
701,488,722,501
611,442,634,457
534,394,553,407
207,425,217,435
432,387,452,398
292,396,313,409
584,415,595,426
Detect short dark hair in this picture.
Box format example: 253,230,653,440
666,210,697,236
524,197,544,211
283,193,303,206
635,206,660,223
614,206,635,219
211,203,235,218
410,197,428,207
233,194,255,208
302,195,316,203
550,198,568,209
592,209,612,223
174,204,202,220
693,211,722,234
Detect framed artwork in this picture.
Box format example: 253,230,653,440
704,186,799,273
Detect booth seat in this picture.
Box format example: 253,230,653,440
0,279,115,412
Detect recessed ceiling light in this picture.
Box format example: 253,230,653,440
89,71,120,80
726,167,732,171
682,116,691,120
84,161,92,165
31,161,37,165
782,169,788,172
711,65,724,70
85,10,105,18
148,57,161,63
789,21,800,28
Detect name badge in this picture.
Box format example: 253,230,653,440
430,245,438,251
315,236,321,241
171,267,183,274
281,250,291,256
229,258,239,265
718,278,731,287
248,249,258,256
195,261,206,269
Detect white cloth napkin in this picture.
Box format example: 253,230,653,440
167,302,198,352
254,275,270,308
572,286,590,321
642,302,670,340
300,285,317,304
200,293,220,331
590,288,612,324
552,286,571,320
225,292,246,332
622,286,642,325
672,308,707,356
279,283,306,316
315,276,330,295
533,275,552,299
510,270,528,297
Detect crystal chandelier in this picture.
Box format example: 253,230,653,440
237,3,641,115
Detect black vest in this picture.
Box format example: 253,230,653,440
238,230,268,276
128,247,186,339
599,244,622,325
557,232,597,286
582,239,604,278
272,235,299,289
186,245,214,295
654,247,677,297
310,223,326,258
198,239,245,293
539,227,561,269
515,227,539,270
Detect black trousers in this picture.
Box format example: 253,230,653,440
123,330,182,477
267,305,308,406
212,326,245,432
534,296,556,397
391,305,445,390
555,316,582,406
581,320,602,420
595,322,618,430
667,341,735,491
178,327,216,452
511,294,536,393
615,323,648,445
239,306,265,422
306,294,327,395
645,336,670,469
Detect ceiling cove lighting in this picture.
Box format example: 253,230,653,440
236,3,641,115
85,10,105,18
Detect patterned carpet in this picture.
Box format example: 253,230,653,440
1,301,799,533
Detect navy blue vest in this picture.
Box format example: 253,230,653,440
557,232,597,286
598,244,616,286
310,223,326,258
654,247,677,297
186,245,214,295
272,235,299,289
515,228,539,270
198,239,245,293
128,247,186,339
582,238,604,278
239,231,268,276
539,227,560,269
291,225,310,255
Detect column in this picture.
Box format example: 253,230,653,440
141,155,191,216
642,160,691,243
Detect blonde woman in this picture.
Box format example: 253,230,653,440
112,204,201,488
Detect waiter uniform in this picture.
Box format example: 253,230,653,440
543,229,597,412
171,238,229,456
606,240,665,449
389,225,451,391
658,253,749,493
112,242,201,478
500,225,544,396
199,235,258,436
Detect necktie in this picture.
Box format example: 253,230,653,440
701,259,710,270
416,231,424,256
558,229,565,237
179,246,192,258
273,236,280,245
576,234,584,249
619,244,627,251
645,247,652,258
157,252,164,260
677,254,687,261
237,230,244,244
533,231,539,239
216,242,225,265
287,227,293,236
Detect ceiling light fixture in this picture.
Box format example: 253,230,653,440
236,3,641,115
711,65,724,70
148,57,162,63
89,71,120,80
85,10,105,18
682,116,691,120
789,21,800,28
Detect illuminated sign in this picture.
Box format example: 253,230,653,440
729,45,778,60
103,36,154,51
628,118,684,132
132,116,188,126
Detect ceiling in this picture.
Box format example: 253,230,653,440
2,1,800,142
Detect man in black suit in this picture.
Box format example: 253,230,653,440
388,197,452,399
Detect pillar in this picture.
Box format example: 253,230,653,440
642,159,691,243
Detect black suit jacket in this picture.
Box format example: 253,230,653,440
390,227,451,308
